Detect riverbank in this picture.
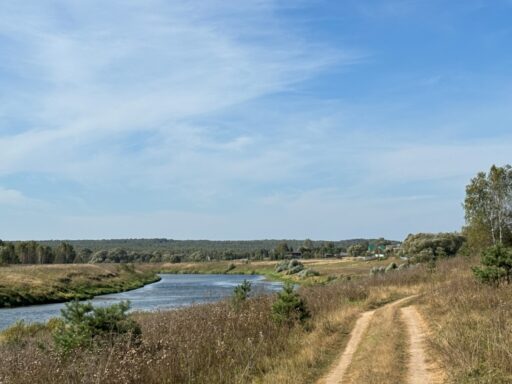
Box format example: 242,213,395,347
0,258,392,308
0,264,160,308
141,257,393,285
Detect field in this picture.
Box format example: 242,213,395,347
0,256,511,383
144,257,395,284
0,264,160,307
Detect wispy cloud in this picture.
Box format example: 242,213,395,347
1,1,511,240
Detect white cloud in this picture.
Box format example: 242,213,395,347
0,187,31,206
0,0,347,182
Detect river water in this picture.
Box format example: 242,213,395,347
0,274,283,331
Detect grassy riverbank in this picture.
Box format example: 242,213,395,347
0,258,387,308
142,257,393,284
0,264,160,308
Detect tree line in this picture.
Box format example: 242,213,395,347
0,240,79,264
0,238,397,265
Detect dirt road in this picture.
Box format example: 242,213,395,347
320,309,376,384
401,306,444,384
318,296,443,384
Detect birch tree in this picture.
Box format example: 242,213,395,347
464,165,512,246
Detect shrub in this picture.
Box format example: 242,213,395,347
53,300,141,353
271,283,310,327
288,264,304,275
385,262,397,273
275,261,288,273
275,260,304,275
397,263,407,271
232,279,252,308
0,320,47,345
472,244,512,286
399,232,465,260
298,268,320,278
170,254,182,263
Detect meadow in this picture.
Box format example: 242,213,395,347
0,256,510,383
0,263,159,307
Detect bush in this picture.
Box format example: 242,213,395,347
0,320,47,345
170,254,182,263
288,264,304,275
274,260,304,275
399,232,465,260
385,262,397,273
232,280,252,308
472,244,512,286
297,268,320,278
271,283,310,327
275,261,288,273
53,300,141,353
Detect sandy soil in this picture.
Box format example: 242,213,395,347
401,306,445,384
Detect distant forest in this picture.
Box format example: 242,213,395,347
0,238,399,265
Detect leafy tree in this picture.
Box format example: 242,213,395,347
319,241,336,257
15,241,38,264
347,243,367,257
399,232,465,261
271,282,309,327
472,244,512,286
274,242,290,259
464,165,512,248
76,248,92,263
54,242,76,264
36,245,54,264
302,239,314,250
0,243,17,264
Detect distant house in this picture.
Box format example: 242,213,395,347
286,251,302,258
368,244,386,258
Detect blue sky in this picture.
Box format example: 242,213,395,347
1,0,512,241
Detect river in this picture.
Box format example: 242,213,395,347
0,274,283,331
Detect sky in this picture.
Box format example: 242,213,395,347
1,0,512,241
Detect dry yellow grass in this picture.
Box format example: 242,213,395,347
5,256,509,383
418,257,512,384
0,260,428,384
254,306,360,384
0,263,159,307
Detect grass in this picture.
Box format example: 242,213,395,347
0,258,426,384
418,257,512,384
143,257,395,285
1,255,510,383
0,263,160,307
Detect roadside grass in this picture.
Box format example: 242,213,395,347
419,257,512,384
0,264,159,307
